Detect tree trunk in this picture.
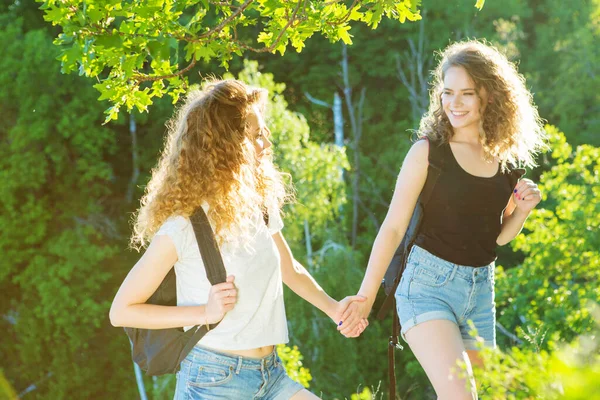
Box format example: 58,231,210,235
396,17,431,124
126,113,140,203
133,361,148,400
304,219,313,268
342,44,366,248
333,92,343,147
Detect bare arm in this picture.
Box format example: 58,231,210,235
356,140,429,309
274,232,336,317
109,235,236,329
496,178,541,246
273,232,367,331
339,140,429,335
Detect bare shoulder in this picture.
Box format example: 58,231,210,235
402,138,430,171
394,138,431,197
394,138,430,199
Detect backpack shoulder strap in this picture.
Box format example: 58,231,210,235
180,208,228,356
189,208,227,286
420,137,446,206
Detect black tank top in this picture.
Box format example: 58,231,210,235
414,141,514,267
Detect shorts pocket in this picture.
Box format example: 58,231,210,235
395,263,416,298
411,264,453,287
187,363,234,388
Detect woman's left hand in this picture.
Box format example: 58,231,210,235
514,178,542,213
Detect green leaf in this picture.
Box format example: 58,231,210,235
103,104,120,123
86,7,104,24
257,31,274,46
337,25,352,45
94,34,122,49
132,89,152,112
147,40,170,60
194,44,216,62
93,80,117,101
38,0,436,121
57,46,83,74
121,55,138,78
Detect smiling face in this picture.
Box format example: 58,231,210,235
441,66,488,134
246,104,272,159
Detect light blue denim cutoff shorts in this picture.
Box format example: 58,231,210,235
395,244,497,350
174,344,304,400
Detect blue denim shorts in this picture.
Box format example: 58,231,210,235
395,245,496,350
174,345,304,400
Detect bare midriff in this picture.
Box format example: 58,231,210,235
212,345,275,359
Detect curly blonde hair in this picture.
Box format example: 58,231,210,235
418,39,547,170
131,79,291,250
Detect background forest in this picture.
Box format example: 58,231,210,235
1,0,599,399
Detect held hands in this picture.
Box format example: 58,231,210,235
204,275,237,324
513,178,542,213
331,295,370,338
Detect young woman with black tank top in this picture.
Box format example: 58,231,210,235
337,40,547,398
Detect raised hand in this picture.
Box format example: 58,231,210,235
513,178,542,213
204,275,237,324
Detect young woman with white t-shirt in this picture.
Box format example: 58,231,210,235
109,79,367,399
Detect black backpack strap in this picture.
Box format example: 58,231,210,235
421,137,445,206
189,208,227,285
180,207,228,359
388,310,400,398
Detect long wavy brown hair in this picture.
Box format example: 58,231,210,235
131,79,291,250
418,39,547,170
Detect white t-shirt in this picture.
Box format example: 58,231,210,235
154,207,288,351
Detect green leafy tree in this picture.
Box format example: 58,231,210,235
496,126,600,349
518,0,600,146
37,0,486,121
0,14,139,399
0,13,353,394
11,0,600,398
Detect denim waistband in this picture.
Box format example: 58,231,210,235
410,244,494,283
189,344,278,370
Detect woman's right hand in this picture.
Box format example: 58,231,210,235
204,275,237,324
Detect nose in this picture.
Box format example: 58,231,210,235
451,94,463,107
264,136,272,150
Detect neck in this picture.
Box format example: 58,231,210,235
450,126,480,145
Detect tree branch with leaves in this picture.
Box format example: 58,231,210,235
39,0,484,122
